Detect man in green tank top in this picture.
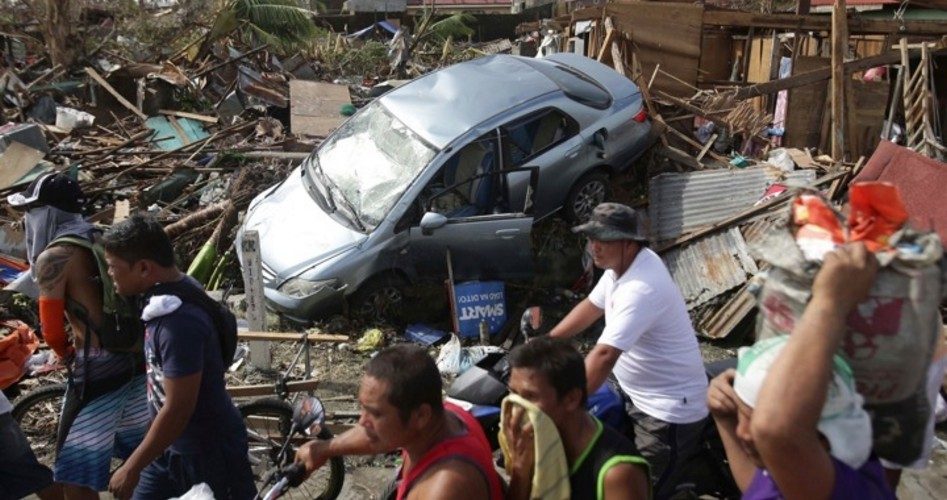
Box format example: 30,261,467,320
504,337,650,500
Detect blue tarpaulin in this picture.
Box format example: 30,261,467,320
348,20,400,39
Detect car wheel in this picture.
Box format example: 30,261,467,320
565,172,610,223
350,274,407,323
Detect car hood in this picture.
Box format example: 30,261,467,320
242,167,365,276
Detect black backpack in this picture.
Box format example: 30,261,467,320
147,280,238,365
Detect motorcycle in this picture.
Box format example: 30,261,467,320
445,308,629,450
447,308,741,499
255,396,344,500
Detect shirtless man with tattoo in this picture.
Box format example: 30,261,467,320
8,174,149,499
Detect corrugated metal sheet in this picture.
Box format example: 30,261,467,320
649,166,816,241
697,285,757,339
662,227,757,310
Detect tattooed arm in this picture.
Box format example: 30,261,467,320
35,245,75,359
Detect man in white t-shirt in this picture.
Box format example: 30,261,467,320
550,203,709,499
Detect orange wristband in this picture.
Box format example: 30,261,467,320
39,296,72,359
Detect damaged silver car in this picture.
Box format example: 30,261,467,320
237,53,652,321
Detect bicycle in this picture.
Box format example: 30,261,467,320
236,330,345,500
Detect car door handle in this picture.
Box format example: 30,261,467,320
565,145,582,159
495,229,520,239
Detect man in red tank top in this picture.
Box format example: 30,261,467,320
296,345,503,499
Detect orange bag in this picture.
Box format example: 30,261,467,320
848,183,909,252
0,320,39,390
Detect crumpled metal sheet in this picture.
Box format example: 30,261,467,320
648,166,816,242
661,227,757,310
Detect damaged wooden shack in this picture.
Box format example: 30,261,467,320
551,1,947,339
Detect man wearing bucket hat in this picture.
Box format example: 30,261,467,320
7,173,149,500
706,243,894,498
549,203,709,498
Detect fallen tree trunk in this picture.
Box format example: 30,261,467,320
164,201,229,239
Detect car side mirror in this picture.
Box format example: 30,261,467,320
420,212,448,235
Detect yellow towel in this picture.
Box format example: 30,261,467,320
499,394,571,500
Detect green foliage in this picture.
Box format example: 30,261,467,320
227,0,320,51
317,38,389,77
427,13,477,42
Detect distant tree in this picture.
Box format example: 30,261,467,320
201,0,321,56
43,0,75,67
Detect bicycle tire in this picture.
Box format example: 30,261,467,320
239,397,345,500
11,383,66,468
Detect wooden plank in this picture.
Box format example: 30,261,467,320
289,80,352,137
848,81,887,159
732,49,944,101
607,2,703,97
240,230,271,369
158,109,219,124
783,57,830,148
702,9,947,36
227,379,321,398
237,331,349,343
596,22,618,63
0,142,45,190
831,0,849,160
83,67,148,121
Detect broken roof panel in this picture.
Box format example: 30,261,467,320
648,166,816,241
853,140,947,245
661,227,757,310
697,284,757,339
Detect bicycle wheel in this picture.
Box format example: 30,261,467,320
239,397,345,499
11,383,66,468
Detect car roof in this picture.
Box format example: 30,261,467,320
378,55,561,150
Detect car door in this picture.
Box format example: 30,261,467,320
500,107,592,219
405,166,538,282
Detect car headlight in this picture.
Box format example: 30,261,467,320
278,278,339,298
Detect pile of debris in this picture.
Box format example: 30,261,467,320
0,3,525,294
550,2,947,339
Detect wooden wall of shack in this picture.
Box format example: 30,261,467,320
559,1,947,162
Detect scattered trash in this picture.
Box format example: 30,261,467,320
54,107,95,131
404,324,449,347
355,328,385,352
435,333,504,377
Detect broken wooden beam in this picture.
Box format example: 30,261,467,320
831,0,849,160
702,9,947,36
656,169,851,253
733,48,946,101
237,331,350,344
84,67,148,121
227,378,320,398
158,109,219,124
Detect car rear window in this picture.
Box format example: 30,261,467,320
519,58,612,110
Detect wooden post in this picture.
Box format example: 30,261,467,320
831,0,849,160
240,230,271,369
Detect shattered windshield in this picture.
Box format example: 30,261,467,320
305,101,437,231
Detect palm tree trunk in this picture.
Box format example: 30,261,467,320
43,0,75,68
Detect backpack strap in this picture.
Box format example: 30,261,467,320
145,280,235,364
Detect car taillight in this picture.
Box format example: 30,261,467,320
633,109,648,123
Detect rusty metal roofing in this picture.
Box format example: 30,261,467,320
697,284,757,339
661,227,757,310
648,166,817,242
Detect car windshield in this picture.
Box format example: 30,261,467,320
304,101,437,231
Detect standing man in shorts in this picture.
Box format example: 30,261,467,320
8,173,149,499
